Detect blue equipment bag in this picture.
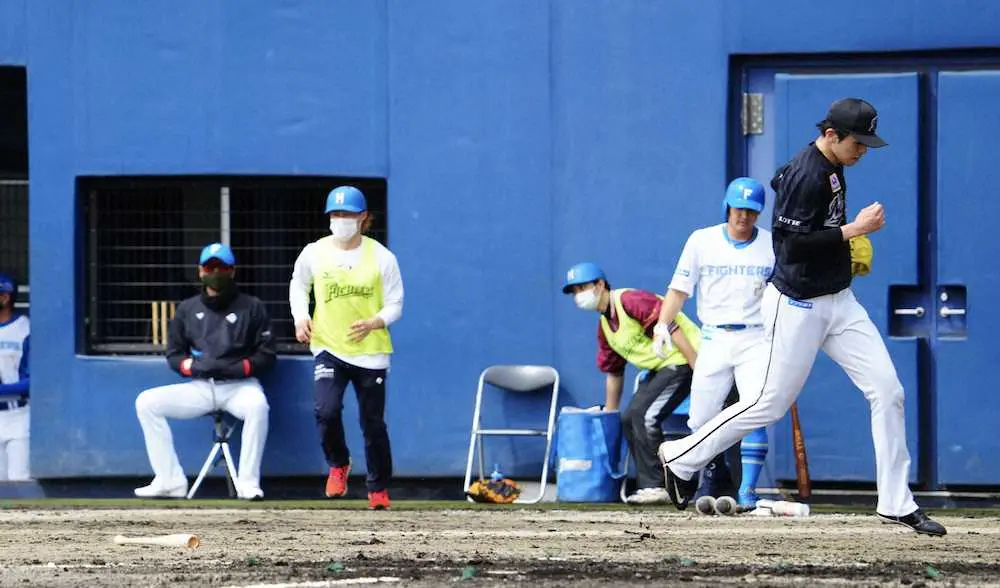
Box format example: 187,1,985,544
554,408,627,502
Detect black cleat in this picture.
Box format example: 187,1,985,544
877,509,947,536
663,465,698,511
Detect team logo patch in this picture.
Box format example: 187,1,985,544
787,298,813,309
829,173,842,193
195,312,204,320
314,365,336,381
226,313,238,324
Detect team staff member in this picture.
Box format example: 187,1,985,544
653,177,774,510
289,186,404,511
562,262,699,505
135,243,275,500
658,98,945,536
0,273,30,481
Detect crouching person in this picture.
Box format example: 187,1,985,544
135,243,276,500
562,262,700,505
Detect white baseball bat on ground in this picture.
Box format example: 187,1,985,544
113,533,201,548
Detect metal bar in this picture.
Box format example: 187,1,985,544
220,185,231,245
88,190,100,343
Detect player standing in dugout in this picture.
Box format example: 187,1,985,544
652,177,774,511
657,98,946,536
0,273,30,481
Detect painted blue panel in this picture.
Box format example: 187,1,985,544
550,0,727,403
72,1,387,176
385,1,555,477
0,0,26,65
726,0,1000,54
772,73,920,483
935,70,1000,485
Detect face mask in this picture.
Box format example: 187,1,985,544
201,272,234,291
330,218,360,242
574,288,600,311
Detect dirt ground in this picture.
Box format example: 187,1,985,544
0,506,998,587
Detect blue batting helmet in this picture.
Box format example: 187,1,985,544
0,273,16,296
723,177,766,220
199,243,236,267
325,186,367,214
562,262,606,294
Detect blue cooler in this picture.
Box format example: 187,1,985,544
554,407,627,502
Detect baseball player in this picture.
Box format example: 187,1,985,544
652,177,773,510
0,273,30,481
134,243,275,500
657,98,946,536
562,262,700,505
289,186,403,511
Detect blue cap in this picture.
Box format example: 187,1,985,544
0,273,15,295
199,243,236,267
723,177,766,219
562,262,606,294
325,186,367,214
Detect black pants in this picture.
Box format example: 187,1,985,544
314,351,392,492
621,365,693,490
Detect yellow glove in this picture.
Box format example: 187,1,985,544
466,478,522,504
849,235,873,277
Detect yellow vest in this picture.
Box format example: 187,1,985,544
600,288,700,371
310,236,393,356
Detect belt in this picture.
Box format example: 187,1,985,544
0,398,28,411
709,324,763,331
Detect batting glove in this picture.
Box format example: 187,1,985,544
652,322,674,359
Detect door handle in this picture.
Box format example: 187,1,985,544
939,306,966,318
894,307,925,318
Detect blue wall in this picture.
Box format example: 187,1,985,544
3,0,999,481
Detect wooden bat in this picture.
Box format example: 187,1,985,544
113,533,200,549
790,402,811,500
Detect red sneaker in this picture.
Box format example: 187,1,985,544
368,489,391,510
325,462,351,498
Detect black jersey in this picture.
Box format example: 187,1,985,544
769,143,852,300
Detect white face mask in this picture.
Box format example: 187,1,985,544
330,218,360,243
573,288,601,311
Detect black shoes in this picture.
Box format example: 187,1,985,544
877,509,947,536
663,465,699,511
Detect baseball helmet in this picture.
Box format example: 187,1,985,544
562,262,606,294
723,177,766,220
325,186,367,214
0,273,16,296
199,243,236,267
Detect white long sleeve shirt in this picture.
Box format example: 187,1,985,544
289,238,404,370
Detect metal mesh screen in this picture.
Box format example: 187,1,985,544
82,176,388,355
0,179,29,309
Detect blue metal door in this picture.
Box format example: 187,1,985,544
754,73,923,484
934,71,1000,485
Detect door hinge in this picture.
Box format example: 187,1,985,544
741,93,764,136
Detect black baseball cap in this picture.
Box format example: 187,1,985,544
821,98,887,148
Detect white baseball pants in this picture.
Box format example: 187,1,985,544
135,378,269,494
687,326,768,432
660,283,918,517
0,403,30,481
